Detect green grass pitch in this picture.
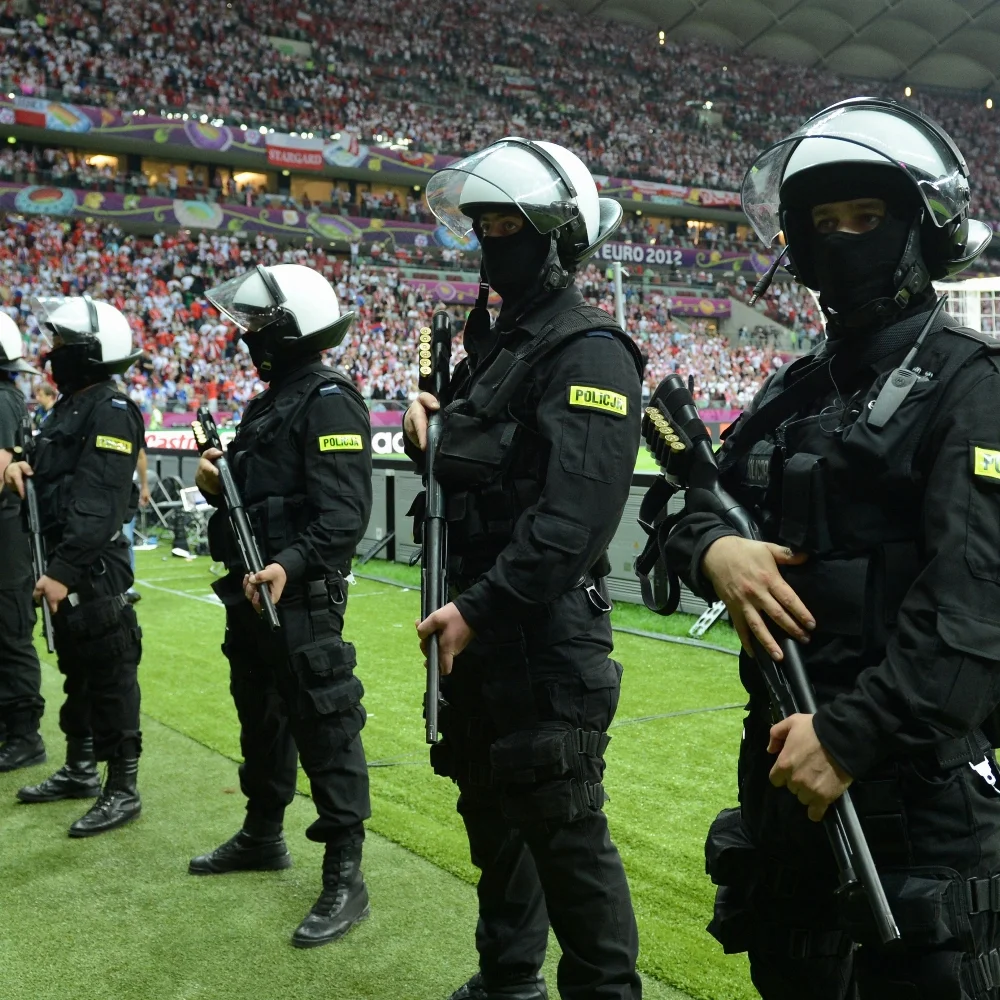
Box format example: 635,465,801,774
0,549,759,1000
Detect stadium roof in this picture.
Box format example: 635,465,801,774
553,0,1000,93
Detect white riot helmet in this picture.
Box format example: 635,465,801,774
0,312,37,373
742,98,991,298
425,138,622,271
30,295,140,375
206,263,354,355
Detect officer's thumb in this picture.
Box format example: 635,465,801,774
766,544,808,566
767,717,791,755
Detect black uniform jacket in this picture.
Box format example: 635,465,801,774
409,297,643,635
208,361,372,586
665,311,1000,779
32,380,143,591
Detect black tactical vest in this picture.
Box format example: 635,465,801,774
433,286,644,583
33,382,141,547
722,318,997,664
212,363,364,573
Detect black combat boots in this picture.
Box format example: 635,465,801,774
189,821,292,875
17,736,100,801
448,974,549,1000
68,756,141,837
291,842,369,948
0,732,46,773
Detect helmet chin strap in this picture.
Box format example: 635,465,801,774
541,234,572,292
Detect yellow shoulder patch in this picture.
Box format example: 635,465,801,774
567,385,628,417
95,435,133,455
319,433,364,452
973,445,1000,482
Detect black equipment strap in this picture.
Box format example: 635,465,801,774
463,304,642,424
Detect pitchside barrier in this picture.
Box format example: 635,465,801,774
143,442,708,614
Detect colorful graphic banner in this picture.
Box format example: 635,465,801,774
0,182,480,249
665,296,731,318
596,240,771,274
402,278,501,305
0,94,744,210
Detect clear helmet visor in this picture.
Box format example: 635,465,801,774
28,295,99,345
425,139,581,239
741,104,969,247
205,267,287,333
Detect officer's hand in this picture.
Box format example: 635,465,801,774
195,448,222,496
403,392,440,451
416,602,474,676
243,563,287,610
33,574,68,614
140,485,152,507
3,460,32,499
767,713,852,822
701,536,814,660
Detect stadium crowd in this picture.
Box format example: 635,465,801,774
0,215,781,415
2,0,1000,224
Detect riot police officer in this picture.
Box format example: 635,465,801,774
664,99,1000,997
4,296,144,836
190,263,373,950
0,314,45,773
407,139,643,1000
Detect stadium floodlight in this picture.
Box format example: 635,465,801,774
989,99,994,110
259,125,266,133
905,86,912,97
241,124,247,130
6,93,12,99
182,113,189,121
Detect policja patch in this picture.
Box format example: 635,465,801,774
95,435,133,455
971,444,1000,484
318,433,364,452
567,385,628,417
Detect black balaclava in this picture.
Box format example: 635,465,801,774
46,343,100,393
480,222,552,303
810,212,913,319
782,163,929,334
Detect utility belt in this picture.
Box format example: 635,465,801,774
213,569,347,623
447,572,612,649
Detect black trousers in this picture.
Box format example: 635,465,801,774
52,549,141,761
708,709,1000,999
437,614,641,1000
222,588,370,845
0,520,43,737
52,555,142,760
